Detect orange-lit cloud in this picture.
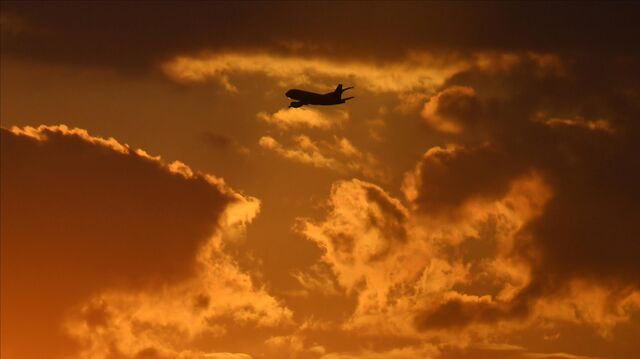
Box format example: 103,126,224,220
162,51,566,101
259,135,385,180
298,174,553,337
259,135,340,170
535,113,615,133
162,52,467,93
257,108,348,130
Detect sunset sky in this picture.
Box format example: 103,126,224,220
2,2,640,359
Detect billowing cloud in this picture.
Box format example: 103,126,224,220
299,175,553,336
0,125,291,359
422,56,640,291
402,144,527,213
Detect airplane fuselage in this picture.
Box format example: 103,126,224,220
285,89,343,106
285,85,354,108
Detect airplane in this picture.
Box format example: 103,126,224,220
285,84,354,108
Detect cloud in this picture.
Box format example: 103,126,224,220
259,135,385,180
162,51,465,93
65,244,293,359
414,293,514,331
257,108,348,130
1,125,290,359
259,135,340,169
402,144,527,213
291,264,340,297
200,131,249,155
436,55,640,292
365,118,386,142
299,175,552,336
300,145,639,339
201,130,234,148
264,334,305,356
421,86,480,134
535,113,614,133
161,51,573,101
300,179,410,280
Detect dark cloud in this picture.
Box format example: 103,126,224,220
415,298,504,330
414,294,533,332
421,86,481,134
0,126,235,359
407,54,640,329
201,131,234,149
2,2,639,71
200,130,249,156
405,144,527,213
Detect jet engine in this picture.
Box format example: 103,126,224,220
289,101,304,108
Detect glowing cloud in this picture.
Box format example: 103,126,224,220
162,51,469,93
259,135,385,180
257,108,348,130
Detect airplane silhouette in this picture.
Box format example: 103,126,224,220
285,84,354,108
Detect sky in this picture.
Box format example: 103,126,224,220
1,2,640,359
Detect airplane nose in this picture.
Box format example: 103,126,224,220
285,90,293,97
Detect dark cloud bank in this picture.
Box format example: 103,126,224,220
1,127,235,359
411,54,640,330
2,2,639,71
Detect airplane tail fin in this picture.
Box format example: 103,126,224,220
335,84,354,93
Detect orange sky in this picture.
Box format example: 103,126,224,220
2,3,640,359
